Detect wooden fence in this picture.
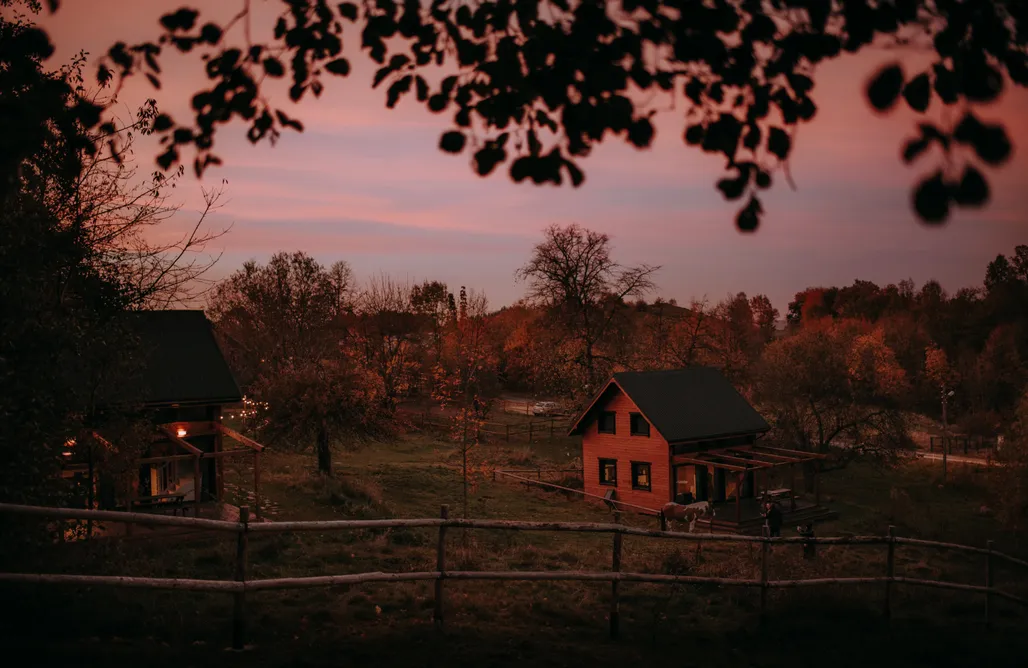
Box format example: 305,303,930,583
405,410,566,444
928,435,997,456
1,502,1026,651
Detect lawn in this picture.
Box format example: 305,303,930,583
1,430,1025,668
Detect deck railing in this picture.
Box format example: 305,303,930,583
0,502,1025,651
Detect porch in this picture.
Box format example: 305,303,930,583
697,497,837,535
669,443,834,534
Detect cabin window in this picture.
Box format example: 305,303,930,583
599,458,617,485
598,411,617,434
631,462,651,491
630,413,650,437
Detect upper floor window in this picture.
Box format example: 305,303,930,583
598,411,616,434
630,413,650,437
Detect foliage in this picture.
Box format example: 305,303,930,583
516,223,658,396
208,251,354,391
756,321,914,474
431,286,496,517
33,1,1028,229
349,274,425,408
254,358,392,474
993,391,1028,534
0,10,222,513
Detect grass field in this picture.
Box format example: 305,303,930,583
1,429,1026,668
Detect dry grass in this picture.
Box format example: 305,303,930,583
2,432,1026,667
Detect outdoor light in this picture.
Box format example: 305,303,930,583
177,427,187,438
62,451,73,457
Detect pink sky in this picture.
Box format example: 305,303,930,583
31,1,1028,313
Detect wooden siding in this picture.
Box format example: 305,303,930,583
581,389,670,509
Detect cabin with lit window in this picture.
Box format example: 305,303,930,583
568,367,835,534
62,311,266,520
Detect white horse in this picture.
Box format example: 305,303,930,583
659,500,716,533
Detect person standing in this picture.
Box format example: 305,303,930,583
766,500,783,538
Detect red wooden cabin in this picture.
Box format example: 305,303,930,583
568,368,834,533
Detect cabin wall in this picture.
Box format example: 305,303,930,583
581,389,670,509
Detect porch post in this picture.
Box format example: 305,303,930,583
789,464,796,511
253,451,262,521
194,455,202,516
814,462,821,506
735,471,742,524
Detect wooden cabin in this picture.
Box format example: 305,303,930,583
63,310,265,519
568,367,834,533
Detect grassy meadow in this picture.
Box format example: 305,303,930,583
1,423,1026,668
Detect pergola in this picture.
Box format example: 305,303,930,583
670,445,827,523
129,421,267,521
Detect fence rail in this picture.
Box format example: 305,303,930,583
1,502,1025,649
400,409,568,443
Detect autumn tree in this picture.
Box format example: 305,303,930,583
208,252,354,391
0,9,221,514
516,224,658,396
255,359,390,475
349,275,423,410
432,286,495,517
756,321,913,486
994,391,1028,541
410,279,455,382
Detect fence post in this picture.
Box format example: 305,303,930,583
528,423,533,443
505,424,510,443
434,504,449,630
232,506,250,651
549,419,554,440
985,539,994,629
610,527,622,639
760,526,769,623
884,525,895,620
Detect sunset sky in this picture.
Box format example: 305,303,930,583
30,1,1028,314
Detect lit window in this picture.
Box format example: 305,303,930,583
631,462,651,491
599,458,617,486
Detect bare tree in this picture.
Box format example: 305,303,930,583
349,274,422,410
516,224,659,390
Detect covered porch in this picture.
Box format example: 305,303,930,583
669,444,835,534
127,421,267,523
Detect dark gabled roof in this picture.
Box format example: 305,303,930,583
568,367,769,443
126,310,242,407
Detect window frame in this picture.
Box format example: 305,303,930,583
631,461,652,491
598,458,618,486
597,410,617,435
629,412,650,437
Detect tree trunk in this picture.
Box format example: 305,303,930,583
461,420,469,519
316,423,331,475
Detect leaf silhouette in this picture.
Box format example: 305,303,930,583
902,73,931,112
439,131,466,154
913,171,950,224
953,166,989,207
866,63,905,112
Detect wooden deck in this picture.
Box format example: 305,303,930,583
691,498,836,535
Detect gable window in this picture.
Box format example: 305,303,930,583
631,462,651,491
598,411,617,434
599,458,617,486
630,413,650,437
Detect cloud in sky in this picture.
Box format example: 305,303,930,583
30,1,1028,313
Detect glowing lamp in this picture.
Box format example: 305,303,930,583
62,451,73,457
176,427,187,438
